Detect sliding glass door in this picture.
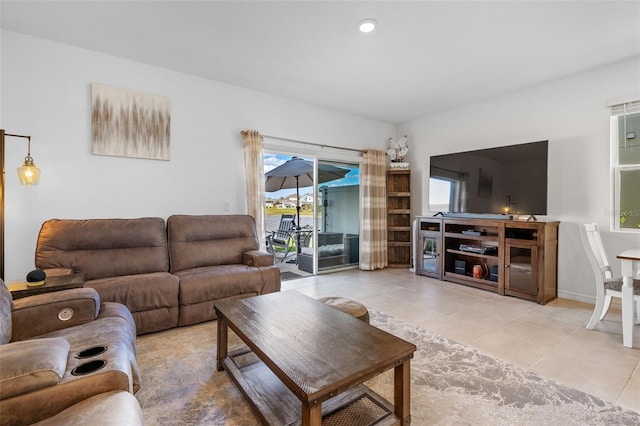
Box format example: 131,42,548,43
263,153,314,266
315,160,360,272
263,152,360,275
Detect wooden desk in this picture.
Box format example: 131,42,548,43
7,273,85,299
616,248,640,348
215,291,416,425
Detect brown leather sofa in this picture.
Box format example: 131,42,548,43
35,214,281,335
0,280,141,425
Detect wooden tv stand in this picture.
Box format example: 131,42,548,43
414,217,559,304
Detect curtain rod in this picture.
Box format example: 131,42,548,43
262,134,364,153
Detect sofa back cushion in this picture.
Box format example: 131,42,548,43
35,218,170,280
168,215,259,273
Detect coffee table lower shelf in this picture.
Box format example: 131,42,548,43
222,348,399,426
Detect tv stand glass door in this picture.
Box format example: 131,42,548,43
415,218,442,279
505,243,538,298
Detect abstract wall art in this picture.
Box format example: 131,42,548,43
91,83,171,160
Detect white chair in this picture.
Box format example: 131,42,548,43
580,223,640,329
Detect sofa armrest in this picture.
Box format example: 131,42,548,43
0,337,69,399
42,268,75,277
11,288,100,341
98,302,138,340
243,250,274,267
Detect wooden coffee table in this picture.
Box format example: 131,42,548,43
214,290,416,426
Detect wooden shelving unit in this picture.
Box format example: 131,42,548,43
387,169,411,268
414,216,559,304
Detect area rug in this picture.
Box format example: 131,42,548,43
135,309,640,425
279,271,304,281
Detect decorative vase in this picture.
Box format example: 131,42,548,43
389,162,409,169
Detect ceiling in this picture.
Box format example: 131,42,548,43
2,1,640,124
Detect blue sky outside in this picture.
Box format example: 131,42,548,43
264,153,360,199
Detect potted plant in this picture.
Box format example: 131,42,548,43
387,135,409,168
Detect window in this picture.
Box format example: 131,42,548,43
429,177,454,212
610,99,640,232
429,168,465,213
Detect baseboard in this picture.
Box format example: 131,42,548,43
557,289,595,304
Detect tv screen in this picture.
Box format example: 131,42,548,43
429,140,548,216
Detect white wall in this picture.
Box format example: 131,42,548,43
3,30,638,303
1,30,395,281
399,57,640,302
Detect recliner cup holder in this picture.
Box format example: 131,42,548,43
75,346,108,359
71,359,106,376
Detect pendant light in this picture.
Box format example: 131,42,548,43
16,135,41,185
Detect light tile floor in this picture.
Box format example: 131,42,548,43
281,267,640,413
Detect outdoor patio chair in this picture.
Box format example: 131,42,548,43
266,214,297,263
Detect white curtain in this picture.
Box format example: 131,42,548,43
360,149,387,270
241,129,266,251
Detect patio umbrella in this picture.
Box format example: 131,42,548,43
265,156,349,228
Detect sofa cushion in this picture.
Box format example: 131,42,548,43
318,232,343,245
0,337,69,399
35,218,170,280
176,265,265,326
168,215,259,272
86,272,180,335
86,272,179,313
175,265,264,305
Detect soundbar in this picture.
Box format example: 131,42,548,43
442,212,513,220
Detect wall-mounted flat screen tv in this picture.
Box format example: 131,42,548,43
429,140,548,217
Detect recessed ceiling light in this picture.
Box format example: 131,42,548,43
358,18,377,33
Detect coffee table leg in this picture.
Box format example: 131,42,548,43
217,317,228,372
394,359,411,425
301,402,322,426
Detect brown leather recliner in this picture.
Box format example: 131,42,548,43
32,391,144,426
0,279,141,426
